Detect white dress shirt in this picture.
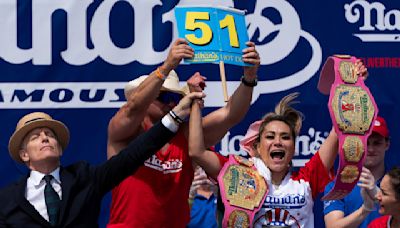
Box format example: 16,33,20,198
25,168,62,222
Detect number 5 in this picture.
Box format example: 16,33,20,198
185,12,213,46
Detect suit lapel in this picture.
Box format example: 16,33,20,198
15,175,50,227
58,167,75,225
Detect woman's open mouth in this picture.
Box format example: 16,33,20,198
270,150,285,161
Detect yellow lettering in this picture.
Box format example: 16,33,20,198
219,14,239,48
185,12,213,46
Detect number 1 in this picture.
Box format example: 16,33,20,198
219,14,239,48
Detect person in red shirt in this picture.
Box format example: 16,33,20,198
106,38,260,228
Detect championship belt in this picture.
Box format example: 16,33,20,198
218,155,268,227
318,55,378,200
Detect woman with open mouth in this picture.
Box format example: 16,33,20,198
367,167,400,228
189,92,340,228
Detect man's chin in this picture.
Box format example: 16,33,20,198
363,159,373,167
364,160,380,169
43,155,61,162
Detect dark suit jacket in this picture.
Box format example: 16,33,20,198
0,122,175,228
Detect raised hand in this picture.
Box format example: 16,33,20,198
360,188,375,211
355,59,368,81
187,72,206,108
358,167,379,199
187,72,206,93
189,166,215,200
172,92,206,120
161,38,194,74
243,41,260,79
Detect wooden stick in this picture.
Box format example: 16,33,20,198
219,61,229,102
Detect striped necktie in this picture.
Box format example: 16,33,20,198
43,175,60,226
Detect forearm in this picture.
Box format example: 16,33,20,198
326,207,371,228
319,127,338,171
191,151,222,180
189,101,205,158
225,63,257,123
121,70,164,117
123,121,175,163
227,82,253,123
189,101,222,179
201,41,258,147
235,39,258,118
108,71,164,143
223,50,257,125
202,83,253,147
97,118,177,192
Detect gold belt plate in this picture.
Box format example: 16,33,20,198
222,165,267,210
340,165,360,184
228,210,250,228
338,60,358,83
342,136,364,163
331,85,375,134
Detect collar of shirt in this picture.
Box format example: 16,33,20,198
25,167,62,222
29,167,61,187
251,157,292,190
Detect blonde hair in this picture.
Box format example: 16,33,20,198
253,93,303,149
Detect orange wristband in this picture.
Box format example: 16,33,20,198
155,67,167,80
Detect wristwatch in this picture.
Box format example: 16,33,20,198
241,76,258,87
318,55,378,200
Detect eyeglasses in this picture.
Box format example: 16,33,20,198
156,91,182,104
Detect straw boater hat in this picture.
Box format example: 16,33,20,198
8,112,70,163
124,69,186,100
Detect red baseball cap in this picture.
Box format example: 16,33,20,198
372,116,389,138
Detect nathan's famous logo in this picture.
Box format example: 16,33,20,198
0,82,126,109
144,154,183,174
192,52,219,62
345,0,400,42
0,0,322,108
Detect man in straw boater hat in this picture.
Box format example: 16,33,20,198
0,89,204,227
107,38,260,227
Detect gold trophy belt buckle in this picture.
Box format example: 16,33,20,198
218,155,268,227
321,55,378,200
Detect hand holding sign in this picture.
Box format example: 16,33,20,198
242,42,260,80
175,6,250,66
175,6,253,101
160,39,194,75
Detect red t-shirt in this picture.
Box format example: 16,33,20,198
107,130,194,228
368,215,391,228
